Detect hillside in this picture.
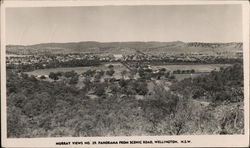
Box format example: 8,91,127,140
6,41,243,55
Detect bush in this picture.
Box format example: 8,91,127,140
64,71,78,78
95,84,106,96
40,75,46,79
108,64,114,69
83,69,96,77
106,69,115,76
69,76,79,85
49,72,59,80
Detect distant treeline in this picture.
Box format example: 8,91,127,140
7,57,242,73
124,58,243,65
6,59,101,72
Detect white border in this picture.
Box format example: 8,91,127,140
1,1,249,147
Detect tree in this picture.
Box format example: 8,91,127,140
49,72,59,80
106,69,115,77
165,72,170,78
138,69,146,78
28,75,38,82
134,81,148,95
21,73,29,79
83,69,96,77
108,64,114,69
83,77,91,90
40,75,46,79
186,70,191,74
94,73,101,82
64,71,77,78
95,84,105,96
119,79,128,87
55,72,63,77
69,76,79,85
159,68,166,72
98,70,105,77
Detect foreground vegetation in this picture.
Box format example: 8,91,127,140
7,63,244,137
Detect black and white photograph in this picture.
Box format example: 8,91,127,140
1,0,249,147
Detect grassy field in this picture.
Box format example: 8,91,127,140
174,73,205,81
25,62,129,79
25,63,232,82
152,64,232,73
6,54,31,57
152,64,232,81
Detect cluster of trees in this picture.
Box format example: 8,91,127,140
6,63,244,138
137,67,175,80
5,70,187,137
159,58,242,64
6,71,165,138
47,71,79,85
124,58,243,67
7,69,243,138
116,79,148,95
106,65,115,76
171,63,244,103
47,67,114,85
173,69,195,74
49,70,78,80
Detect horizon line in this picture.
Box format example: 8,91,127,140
6,40,243,46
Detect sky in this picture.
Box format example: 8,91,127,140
6,5,242,45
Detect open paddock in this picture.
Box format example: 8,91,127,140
152,64,232,73
174,73,209,81
25,62,129,78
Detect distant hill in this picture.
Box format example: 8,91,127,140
6,41,243,55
